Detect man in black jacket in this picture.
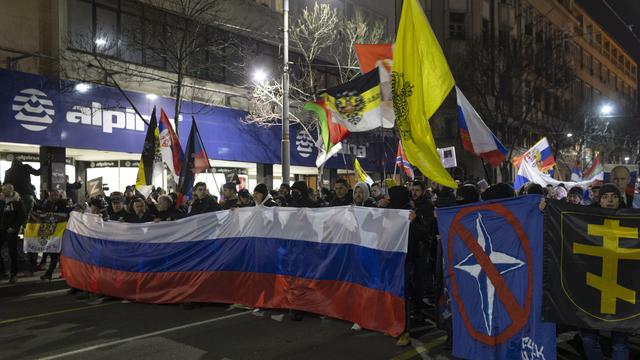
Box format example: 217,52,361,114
4,159,40,214
0,184,26,284
124,197,155,223
188,182,222,216
221,183,239,210
328,178,352,207
153,195,184,221
65,175,83,205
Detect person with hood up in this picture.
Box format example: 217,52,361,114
253,184,278,207
0,184,26,284
382,186,430,346
288,181,317,208
352,182,377,207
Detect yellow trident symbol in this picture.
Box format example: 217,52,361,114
573,219,640,314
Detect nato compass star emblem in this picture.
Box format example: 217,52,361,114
454,213,525,335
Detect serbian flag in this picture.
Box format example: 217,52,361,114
395,141,414,179
582,154,603,180
158,109,184,181
177,118,211,206
354,44,393,73
455,87,507,167
512,137,556,173
570,161,582,182
60,206,410,336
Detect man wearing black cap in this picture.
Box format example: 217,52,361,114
237,189,255,207
221,183,239,210
109,192,128,222
253,184,277,207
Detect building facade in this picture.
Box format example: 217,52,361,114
0,0,397,198
420,0,638,180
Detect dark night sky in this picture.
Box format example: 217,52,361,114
578,0,640,61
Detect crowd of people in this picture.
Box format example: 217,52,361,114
0,157,637,354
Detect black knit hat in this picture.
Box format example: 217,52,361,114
568,186,584,199
254,183,268,197
223,182,237,192
238,189,251,198
598,183,621,201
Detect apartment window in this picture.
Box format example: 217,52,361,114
585,24,592,44
255,0,283,13
603,40,610,58
618,54,625,70
612,48,618,66
625,59,631,76
587,53,592,75
449,12,466,40
594,59,601,80
594,32,602,51
582,49,588,69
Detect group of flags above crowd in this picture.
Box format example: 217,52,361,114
304,0,511,188
134,0,615,199
135,108,210,205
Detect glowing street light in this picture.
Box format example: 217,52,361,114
566,133,573,138
624,156,630,162
599,103,613,116
74,83,91,93
146,93,158,100
252,68,268,84
95,38,107,47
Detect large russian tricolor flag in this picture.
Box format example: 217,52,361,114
60,207,410,336
455,87,508,167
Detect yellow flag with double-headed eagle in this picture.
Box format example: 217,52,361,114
392,0,457,189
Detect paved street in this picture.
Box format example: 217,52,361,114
2,277,639,360
0,277,451,360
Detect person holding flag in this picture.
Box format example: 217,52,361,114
158,109,184,182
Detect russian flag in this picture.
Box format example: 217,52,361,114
60,207,410,336
455,87,507,167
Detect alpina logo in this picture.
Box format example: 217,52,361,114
12,89,55,132
295,129,314,158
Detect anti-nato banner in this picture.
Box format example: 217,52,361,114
60,206,410,336
543,200,640,333
436,195,555,359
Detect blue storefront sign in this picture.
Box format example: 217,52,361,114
0,69,394,172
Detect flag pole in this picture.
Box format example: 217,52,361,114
481,159,491,184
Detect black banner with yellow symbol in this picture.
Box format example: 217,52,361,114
542,200,640,333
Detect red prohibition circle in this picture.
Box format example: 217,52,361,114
447,203,534,345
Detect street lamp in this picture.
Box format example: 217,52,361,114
146,93,158,100
252,68,268,84
95,38,107,47
599,103,614,116
566,133,573,138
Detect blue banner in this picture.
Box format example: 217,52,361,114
436,195,555,360
0,69,393,171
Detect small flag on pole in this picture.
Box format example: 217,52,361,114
456,86,507,167
135,107,163,198
354,158,374,185
304,101,350,168
158,109,184,181
395,141,414,180
177,118,211,206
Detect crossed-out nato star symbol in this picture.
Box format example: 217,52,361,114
454,213,525,335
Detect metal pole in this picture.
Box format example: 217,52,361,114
281,0,291,186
